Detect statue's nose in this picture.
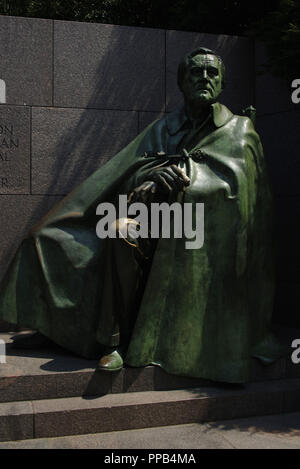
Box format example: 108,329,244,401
199,69,208,80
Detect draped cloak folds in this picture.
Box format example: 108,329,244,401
0,102,284,383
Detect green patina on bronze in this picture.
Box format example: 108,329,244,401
0,47,285,382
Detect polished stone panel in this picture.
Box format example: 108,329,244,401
0,401,33,442
54,21,165,111
31,107,138,195
0,16,52,106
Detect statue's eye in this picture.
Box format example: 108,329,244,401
208,68,218,77
190,67,218,78
190,68,202,76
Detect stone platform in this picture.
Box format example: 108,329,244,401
0,329,300,442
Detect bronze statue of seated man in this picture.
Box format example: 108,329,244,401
0,47,284,383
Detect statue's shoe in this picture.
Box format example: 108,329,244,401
97,350,123,371
11,331,52,349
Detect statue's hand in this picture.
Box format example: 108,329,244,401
128,180,157,204
148,165,190,193
128,166,190,204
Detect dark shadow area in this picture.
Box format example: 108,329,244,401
5,335,98,372
201,412,300,437
83,371,116,398
272,195,300,328
256,111,300,329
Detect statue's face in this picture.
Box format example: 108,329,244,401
181,54,223,105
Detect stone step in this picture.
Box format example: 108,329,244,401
1,378,300,442
0,332,299,403
2,412,300,449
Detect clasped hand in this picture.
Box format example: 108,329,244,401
128,165,190,204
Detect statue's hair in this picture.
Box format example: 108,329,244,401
177,47,226,90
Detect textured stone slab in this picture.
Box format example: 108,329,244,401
0,16,52,106
0,377,299,440
0,105,30,194
0,422,234,449
2,413,300,449
31,107,138,195
256,111,300,197
255,42,296,116
166,30,254,114
31,379,294,438
0,400,33,442
0,195,62,282
54,21,165,111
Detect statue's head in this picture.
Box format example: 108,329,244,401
177,47,225,106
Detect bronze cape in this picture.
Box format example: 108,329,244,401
0,103,283,382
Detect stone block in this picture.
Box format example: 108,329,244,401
0,400,33,441
256,111,300,197
0,195,62,282
122,366,156,393
255,42,296,116
33,396,113,438
31,107,138,195
0,16,52,106
32,380,288,439
0,105,30,194
54,21,165,111
60,371,111,398
166,30,254,114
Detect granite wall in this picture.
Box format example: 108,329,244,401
255,44,300,327
0,15,297,328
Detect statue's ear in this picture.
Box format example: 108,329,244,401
241,105,256,128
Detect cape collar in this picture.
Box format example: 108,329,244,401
166,102,233,136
